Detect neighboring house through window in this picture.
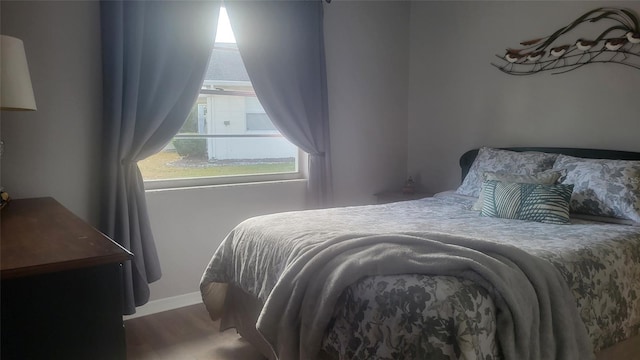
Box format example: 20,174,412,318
139,8,300,189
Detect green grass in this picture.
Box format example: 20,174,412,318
139,151,296,180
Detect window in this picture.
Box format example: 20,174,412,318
139,8,301,189
245,97,277,131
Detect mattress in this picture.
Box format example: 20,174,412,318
200,192,640,359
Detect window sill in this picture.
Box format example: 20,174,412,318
144,177,307,193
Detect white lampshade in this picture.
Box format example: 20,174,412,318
1,35,37,111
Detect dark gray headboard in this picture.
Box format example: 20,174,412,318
460,147,640,182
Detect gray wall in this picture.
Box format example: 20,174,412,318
326,0,410,206
408,1,640,193
1,0,103,225
145,180,308,300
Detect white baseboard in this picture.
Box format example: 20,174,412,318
123,291,202,320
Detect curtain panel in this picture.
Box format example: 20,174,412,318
100,0,220,314
224,0,332,207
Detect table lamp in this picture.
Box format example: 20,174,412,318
1,34,37,208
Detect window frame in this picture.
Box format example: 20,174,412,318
143,150,306,191
142,89,305,190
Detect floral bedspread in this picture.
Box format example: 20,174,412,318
201,193,640,359
322,275,499,360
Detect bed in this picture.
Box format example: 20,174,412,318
200,147,640,360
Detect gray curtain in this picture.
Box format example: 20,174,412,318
100,0,220,314
224,0,332,207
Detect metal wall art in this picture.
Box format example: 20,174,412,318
492,7,640,75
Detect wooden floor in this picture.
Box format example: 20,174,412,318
126,303,640,360
125,304,265,360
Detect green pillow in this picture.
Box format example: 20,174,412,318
481,180,574,224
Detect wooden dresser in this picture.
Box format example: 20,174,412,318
1,197,132,360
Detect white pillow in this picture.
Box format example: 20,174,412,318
456,147,558,198
553,155,640,223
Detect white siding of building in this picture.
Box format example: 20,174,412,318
201,88,297,161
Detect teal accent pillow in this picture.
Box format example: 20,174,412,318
481,180,574,224
471,170,564,211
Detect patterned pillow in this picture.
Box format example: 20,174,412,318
456,147,558,198
480,180,574,224
570,213,639,226
471,170,564,211
552,155,640,223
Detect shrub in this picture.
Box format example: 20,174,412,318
173,136,206,159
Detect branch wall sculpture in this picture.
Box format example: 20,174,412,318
492,7,640,75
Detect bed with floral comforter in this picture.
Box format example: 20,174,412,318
200,192,640,360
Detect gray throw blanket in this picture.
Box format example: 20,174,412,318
255,232,594,360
